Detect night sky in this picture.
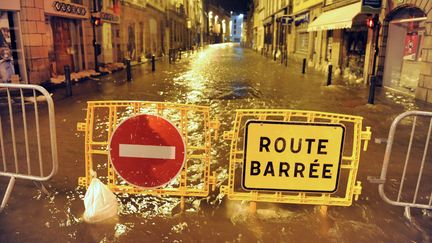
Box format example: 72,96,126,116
218,0,251,13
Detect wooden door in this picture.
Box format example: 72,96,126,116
51,17,74,74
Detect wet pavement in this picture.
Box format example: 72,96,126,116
1,43,432,242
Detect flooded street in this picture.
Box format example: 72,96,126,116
1,43,431,242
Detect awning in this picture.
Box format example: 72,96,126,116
307,2,362,32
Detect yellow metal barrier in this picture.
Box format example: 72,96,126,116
221,109,371,207
77,101,218,207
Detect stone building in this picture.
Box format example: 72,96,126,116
1,0,204,85
252,0,264,52
251,0,432,103
377,0,432,101
207,1,230,44
119,0,166,62
307,0,373,83
97,0,121,65
22,0,94,84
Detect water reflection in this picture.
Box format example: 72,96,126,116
1,43,430,242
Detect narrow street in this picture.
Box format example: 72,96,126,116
1,43,431,242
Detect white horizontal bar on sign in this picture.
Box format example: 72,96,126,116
119,144,176,160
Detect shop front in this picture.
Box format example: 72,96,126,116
307,1,371,81
99,1,121,65
0,1,26,83
274,9,288,60
294,12,310,58
263,17,273,55
382,6,426,94
340,23,368,80
44,0,90,76
290,0,323,62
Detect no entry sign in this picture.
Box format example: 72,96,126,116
109,114,186,189
243,121,345,193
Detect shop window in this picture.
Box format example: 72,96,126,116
0,11,23,83
342,30,367,77
383,12,426,94
296,31,309,54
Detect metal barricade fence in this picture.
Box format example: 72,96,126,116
77,101,219,209
0,83,58,213
369,111,432,217
221,109,371,207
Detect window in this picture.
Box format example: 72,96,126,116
296,32,309,54
326,30,333,61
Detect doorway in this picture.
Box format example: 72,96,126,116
51,17,84,75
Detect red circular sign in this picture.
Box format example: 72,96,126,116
109,114,186,189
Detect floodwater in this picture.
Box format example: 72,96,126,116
1,43,431,242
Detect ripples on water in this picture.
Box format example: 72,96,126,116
6,43,430,242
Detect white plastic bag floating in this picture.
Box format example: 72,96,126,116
83,177,119,223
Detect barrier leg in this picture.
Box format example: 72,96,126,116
319,205,328,217
404,207,412,222
0,177,16,213
249,201,257,214
33,181,50,196
180,196,185,211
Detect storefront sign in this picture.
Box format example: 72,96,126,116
361,0,382,14
293,0,323,14
0,2,21,11
44,0,89,19
100,12,120,24
295,13,309,26
279,16,293,25
242,121,345,192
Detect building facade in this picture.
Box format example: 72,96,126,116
19,0,94,84
120,0,166,62
207,1,230,44
230,13,244,42
250,0,432,103
1,0,204,85
307,0,373,83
